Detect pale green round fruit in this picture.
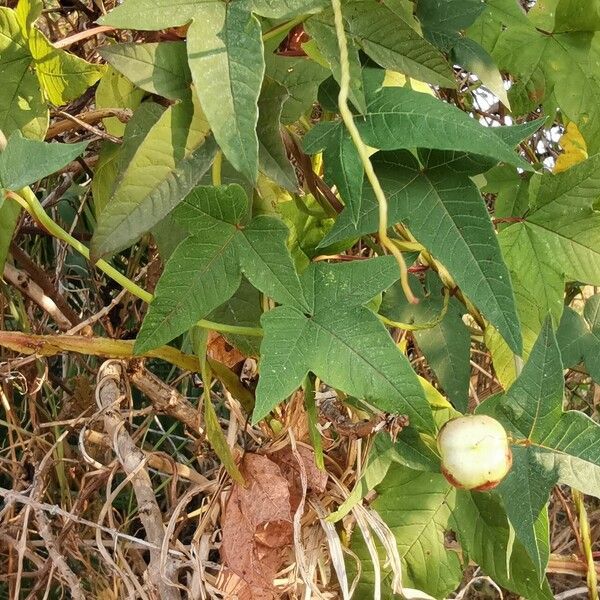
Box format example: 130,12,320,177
437,415,512,491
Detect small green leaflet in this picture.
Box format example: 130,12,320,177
135,184,307,354
15,0,103,106
321,149,523,355
26,26,104,106
257,79,298,192
478,319,600,574
255,257,434,432
99,0,265,182
381,271,471,412
0,132,88,191
91,92,217,260
556,296,600,382
99,42,191,101
453,491,553,600
351,465,462,600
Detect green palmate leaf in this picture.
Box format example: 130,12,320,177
0,132,88,191
255,257,434,432
0,7,47,139
321,149,522,355
343,0,456,88
304,14,368,114
100,0,264,182
493,154,600,383
453,491,553,600
352,465,462,600
135,184,306,354
479,319,600,571
91,93,216,259
257,79,298,191
303,78,533,170
99,42,191,101
381,271,471,412
482,7,600,151
95,65,144,137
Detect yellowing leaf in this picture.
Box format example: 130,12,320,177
383,70,435,96
27,28,104,105
554,122,588,173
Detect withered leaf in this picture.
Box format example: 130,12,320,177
221,453,293,599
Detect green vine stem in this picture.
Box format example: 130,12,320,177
6,189,263,338
379,288,450,331
330,0,418,304
573,489,599,600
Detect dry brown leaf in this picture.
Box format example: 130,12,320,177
270,445,328,512
221,453,293,599
207,331,246,368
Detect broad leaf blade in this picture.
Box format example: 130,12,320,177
352,466,462,599
496,445,553,581
0,133,88,191
254,306,313,422
28,27,104,105
238,216,309,312
454,491,553,600
323,125,364,225
0,7,47,139
187,2,264,182
99,42,191,100
354,83,532,169
91,93,215,259
322,150,523,354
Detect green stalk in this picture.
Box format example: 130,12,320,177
330,0,417,305
6,189,263,338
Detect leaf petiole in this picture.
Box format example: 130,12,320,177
6,189,265,339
